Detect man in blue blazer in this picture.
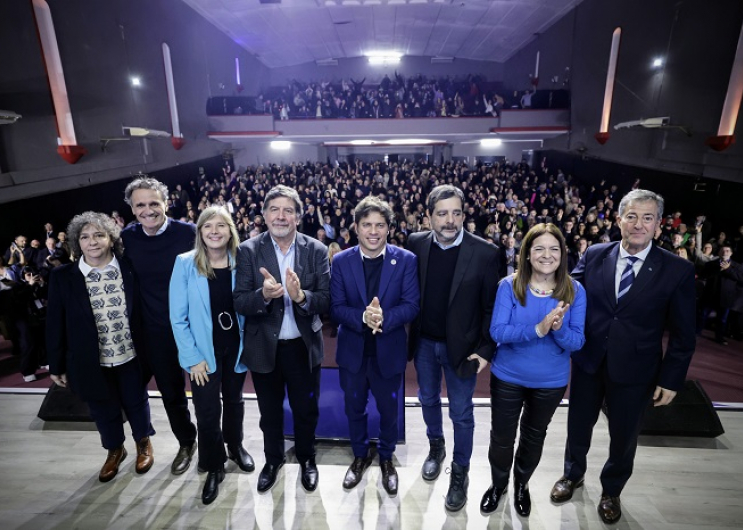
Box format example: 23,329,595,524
330,196,419,496
550,189,696,524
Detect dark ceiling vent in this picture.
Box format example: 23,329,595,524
259,0,281,4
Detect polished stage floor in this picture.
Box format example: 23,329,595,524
1,393,742,530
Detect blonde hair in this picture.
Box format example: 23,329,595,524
194,206,239,279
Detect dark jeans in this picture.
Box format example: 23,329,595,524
141,325,197,447
414,337,477,467
86,358,156,450
190,346,247,472
488,374,565,488
15,319,46,377
251,338,321,465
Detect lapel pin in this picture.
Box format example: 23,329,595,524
391,259,397,265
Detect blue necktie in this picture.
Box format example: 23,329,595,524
617,256,639,300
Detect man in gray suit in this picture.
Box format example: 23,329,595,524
234,185,330,493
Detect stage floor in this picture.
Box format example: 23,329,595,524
0,393,742,529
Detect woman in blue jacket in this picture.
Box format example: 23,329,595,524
170,206,252,505
480,223,586,517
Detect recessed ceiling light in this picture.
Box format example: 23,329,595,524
270,141,291,150
652,58,663,68
131,76,141,87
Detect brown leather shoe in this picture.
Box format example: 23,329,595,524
598,494,622,524
550,476,584,503
135,437,154,474
99,446,127,482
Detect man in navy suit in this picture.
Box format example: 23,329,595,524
331,196,419,496
550,189,696,524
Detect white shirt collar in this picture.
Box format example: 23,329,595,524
143,217,170,237
619,242,652,262
79,255,121,276
432,228,464,250
360,246,386,260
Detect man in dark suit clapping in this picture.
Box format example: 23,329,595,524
550,189,696,524
233,185,330,494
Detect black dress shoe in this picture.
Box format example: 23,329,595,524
257,459,285,493
343,455,373,489
421,437,446,481
380,460,398,496
228,445,255,473
550,476,584,503
202,468,225,505
514,481,531,516
300,458,319,492
598,494,622,524
171,442,197,475
479,485,507,515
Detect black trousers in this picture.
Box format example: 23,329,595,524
15,319,45,377
141,325,197,447
339,356,402,461
86,358,156,450
563,361,654,496
251,338,320,466
191,346,247,472
488,374,565,488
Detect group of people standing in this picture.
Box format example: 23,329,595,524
45,176,695,524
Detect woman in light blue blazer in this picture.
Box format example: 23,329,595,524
170,206,253,505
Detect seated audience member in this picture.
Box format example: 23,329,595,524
47,212,155,483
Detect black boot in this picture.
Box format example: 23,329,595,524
513,480,531,516
445,462,469,512
202,468,225,505
421,437,446,481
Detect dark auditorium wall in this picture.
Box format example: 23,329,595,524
510,0,743,184
266,56,505,90
542,150,743,235
0,0,266,199
0,156,228,249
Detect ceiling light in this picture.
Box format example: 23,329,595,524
652,58,663,68
481,139,502,147
270,141,291,150
386,138,433,145
131,76,141,87
367,52,402,65
349,140,374,145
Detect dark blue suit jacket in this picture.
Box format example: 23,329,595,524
330,244,420,379
571,242,696,390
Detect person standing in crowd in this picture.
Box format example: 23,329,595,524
551,189,696,524
122,176,198,475
698,244,743,345
233,185,330,493
170,206,254,505
330,197,419,496
407,184,501,512
481,223,586,517
46,212,155,483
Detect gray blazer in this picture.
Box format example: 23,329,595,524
233,231,330,373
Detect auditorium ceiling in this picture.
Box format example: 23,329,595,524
180,0,584,68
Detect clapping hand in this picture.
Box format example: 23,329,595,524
260,267,284,300
285,267,306,304
365,296,383,334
